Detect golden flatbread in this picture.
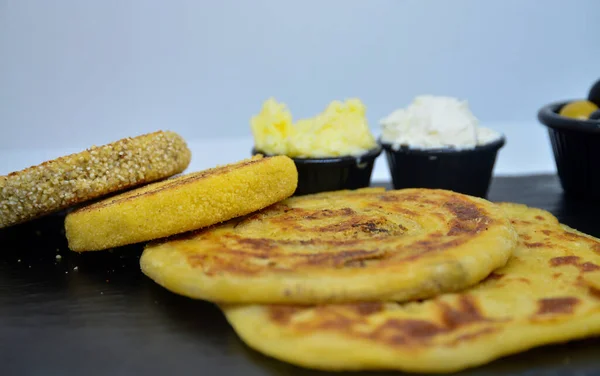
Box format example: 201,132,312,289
222,203,600,373
65,155,297,252
140,188,517,303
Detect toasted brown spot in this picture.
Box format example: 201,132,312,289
268,305,306,324
516,277,532,285
536,297,580,315
394,193,422,202
389,319,444,340
524,242,545,248
366,319,443,346
541,230,553,236
403,239,464,260
302,249,385,267
215,246,269,260
521,234,532,241
589,287,600,300
553,272,563,279
444,199,483,221
581,262,600,272
432,212,446,221
535,215,545,221
213,258,262,276
439,295,488,329
352,221,391,234
484,272,504,282
593,244,600,256
550,256,580,267
391,207,418,217
379,195,399,202
447,220,478,236
343,259,366,267
550,256,600,273
352,302,384,316
448,327,498,345
305,208,356,219
236,237,277,251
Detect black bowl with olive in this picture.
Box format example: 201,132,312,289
538,79,600,199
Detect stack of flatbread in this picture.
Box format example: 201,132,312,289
4,133,600,373
139,186,600,373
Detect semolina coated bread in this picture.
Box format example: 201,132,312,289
65,155,298,252
0,131,191,229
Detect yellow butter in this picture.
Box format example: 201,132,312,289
251,98,377,158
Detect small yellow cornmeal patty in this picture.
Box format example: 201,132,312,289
65,155,298,252
0,131,191,229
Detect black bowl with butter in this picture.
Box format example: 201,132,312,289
252,147,382,196
380,137,505,199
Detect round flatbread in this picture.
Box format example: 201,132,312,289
0,130,191,229
65,155,298,252
222,203,600,373
140,188,517,304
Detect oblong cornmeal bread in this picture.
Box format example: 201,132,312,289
0,131,191,229
140,188,517,304
65,155,298,252
221,203,600,373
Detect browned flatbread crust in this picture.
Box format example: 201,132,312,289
141,188,517,303
222,203,600,373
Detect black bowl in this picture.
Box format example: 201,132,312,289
252,147,382,196
538,100,600,199
380,137,505,198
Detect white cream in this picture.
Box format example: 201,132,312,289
379,95,502,150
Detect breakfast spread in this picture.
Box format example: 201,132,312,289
0,131,191,229
4,83,600,374
380,95,502,150
140,188,516,304
222,203,600,373
379,95,505,198
251,98,378,158
65,155,297,252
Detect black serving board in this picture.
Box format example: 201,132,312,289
1,175,600,376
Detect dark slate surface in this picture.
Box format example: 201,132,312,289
1,175,599,376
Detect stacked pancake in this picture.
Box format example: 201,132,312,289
3,131,600,373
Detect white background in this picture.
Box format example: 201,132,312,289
1,0,599,180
